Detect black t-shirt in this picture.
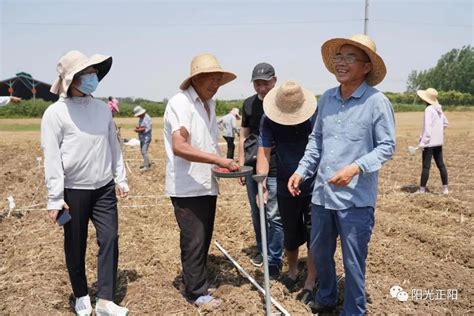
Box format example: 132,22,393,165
241,94,277,177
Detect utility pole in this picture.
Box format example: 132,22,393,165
364,0,369,35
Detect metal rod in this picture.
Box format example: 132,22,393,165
364,0,369,35
252,174,272,316
214,241,290,316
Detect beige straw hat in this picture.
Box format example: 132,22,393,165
263,80,317,126
321,34,386,86
417,88,438,105
50,50,112,97
180,53,236,90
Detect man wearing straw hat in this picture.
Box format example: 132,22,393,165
163,53,239,308
288,34,396,315
41,50,129,316
257,80,318,304
416,87,449,194
133,105,152,172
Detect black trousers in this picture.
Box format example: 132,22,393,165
421,146,448,187
223,136,235,159
277,194,312,251
63,180,119,300
171,195,217,301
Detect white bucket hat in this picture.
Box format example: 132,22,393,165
50,50,112,97
417,88,439,105
321,34,386,86
133,106,146,117
263,80,317,126
180,53,236,90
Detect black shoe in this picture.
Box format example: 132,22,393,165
250,253,263,267
298,288,313,305
281,275,299,292
269,265,280,279
307,301,336,313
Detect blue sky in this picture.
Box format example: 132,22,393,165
1,0,472,101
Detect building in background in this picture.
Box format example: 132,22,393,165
0,72,58,102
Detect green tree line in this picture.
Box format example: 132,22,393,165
1,92,472,119
407,46,474,94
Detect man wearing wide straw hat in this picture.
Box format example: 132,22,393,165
41,50,129,315
257,80,318,304
288,34,396,315
133,105,152,172
163,53,239,308
416,87,449,194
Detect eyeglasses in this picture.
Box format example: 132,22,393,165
331,54,370,65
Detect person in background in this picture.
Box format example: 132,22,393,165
257,80,318,303
288,34,396,315
0,96,21,106
108,96,120,116
133,105,152,172
163,53,239,309
239,62,283,273
217,107,240,159
416,88,449,194
41,50,129,316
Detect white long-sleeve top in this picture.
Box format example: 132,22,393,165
41,96,128,210
419,103,449,148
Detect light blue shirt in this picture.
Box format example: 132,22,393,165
295,81,396,210
138,113,152,142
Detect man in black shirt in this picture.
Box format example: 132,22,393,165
238,63,284,277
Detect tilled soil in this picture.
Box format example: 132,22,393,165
0,112,472,314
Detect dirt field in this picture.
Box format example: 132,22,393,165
0,112,472,315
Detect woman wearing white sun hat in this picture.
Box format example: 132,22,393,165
416,87,449,194
41,50,129,316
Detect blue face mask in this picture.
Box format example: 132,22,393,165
78,73,99,95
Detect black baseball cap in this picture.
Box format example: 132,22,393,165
251,62,275,81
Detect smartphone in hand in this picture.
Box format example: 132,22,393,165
56,208,72,226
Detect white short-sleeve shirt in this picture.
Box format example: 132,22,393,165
164,86,221,197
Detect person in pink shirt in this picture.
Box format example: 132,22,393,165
108,96,119,116
417,88,449,194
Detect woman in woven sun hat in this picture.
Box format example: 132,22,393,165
257,80,318,304
416,87,449,194
41,50,129,316
164,53,239,309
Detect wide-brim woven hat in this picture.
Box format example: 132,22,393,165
180,53,236,90
133,105,146,117
263,80,317,126
417,88,438,105
321,34,386,86
50,50,112,97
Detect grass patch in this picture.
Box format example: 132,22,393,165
0,124,41,131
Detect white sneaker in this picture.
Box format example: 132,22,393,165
75,295,92,316
415,187,426,194
95,301,129,316
441,185,449,195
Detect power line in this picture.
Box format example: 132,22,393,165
2,18,470,29
372,19,472,29
0,19,364,28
